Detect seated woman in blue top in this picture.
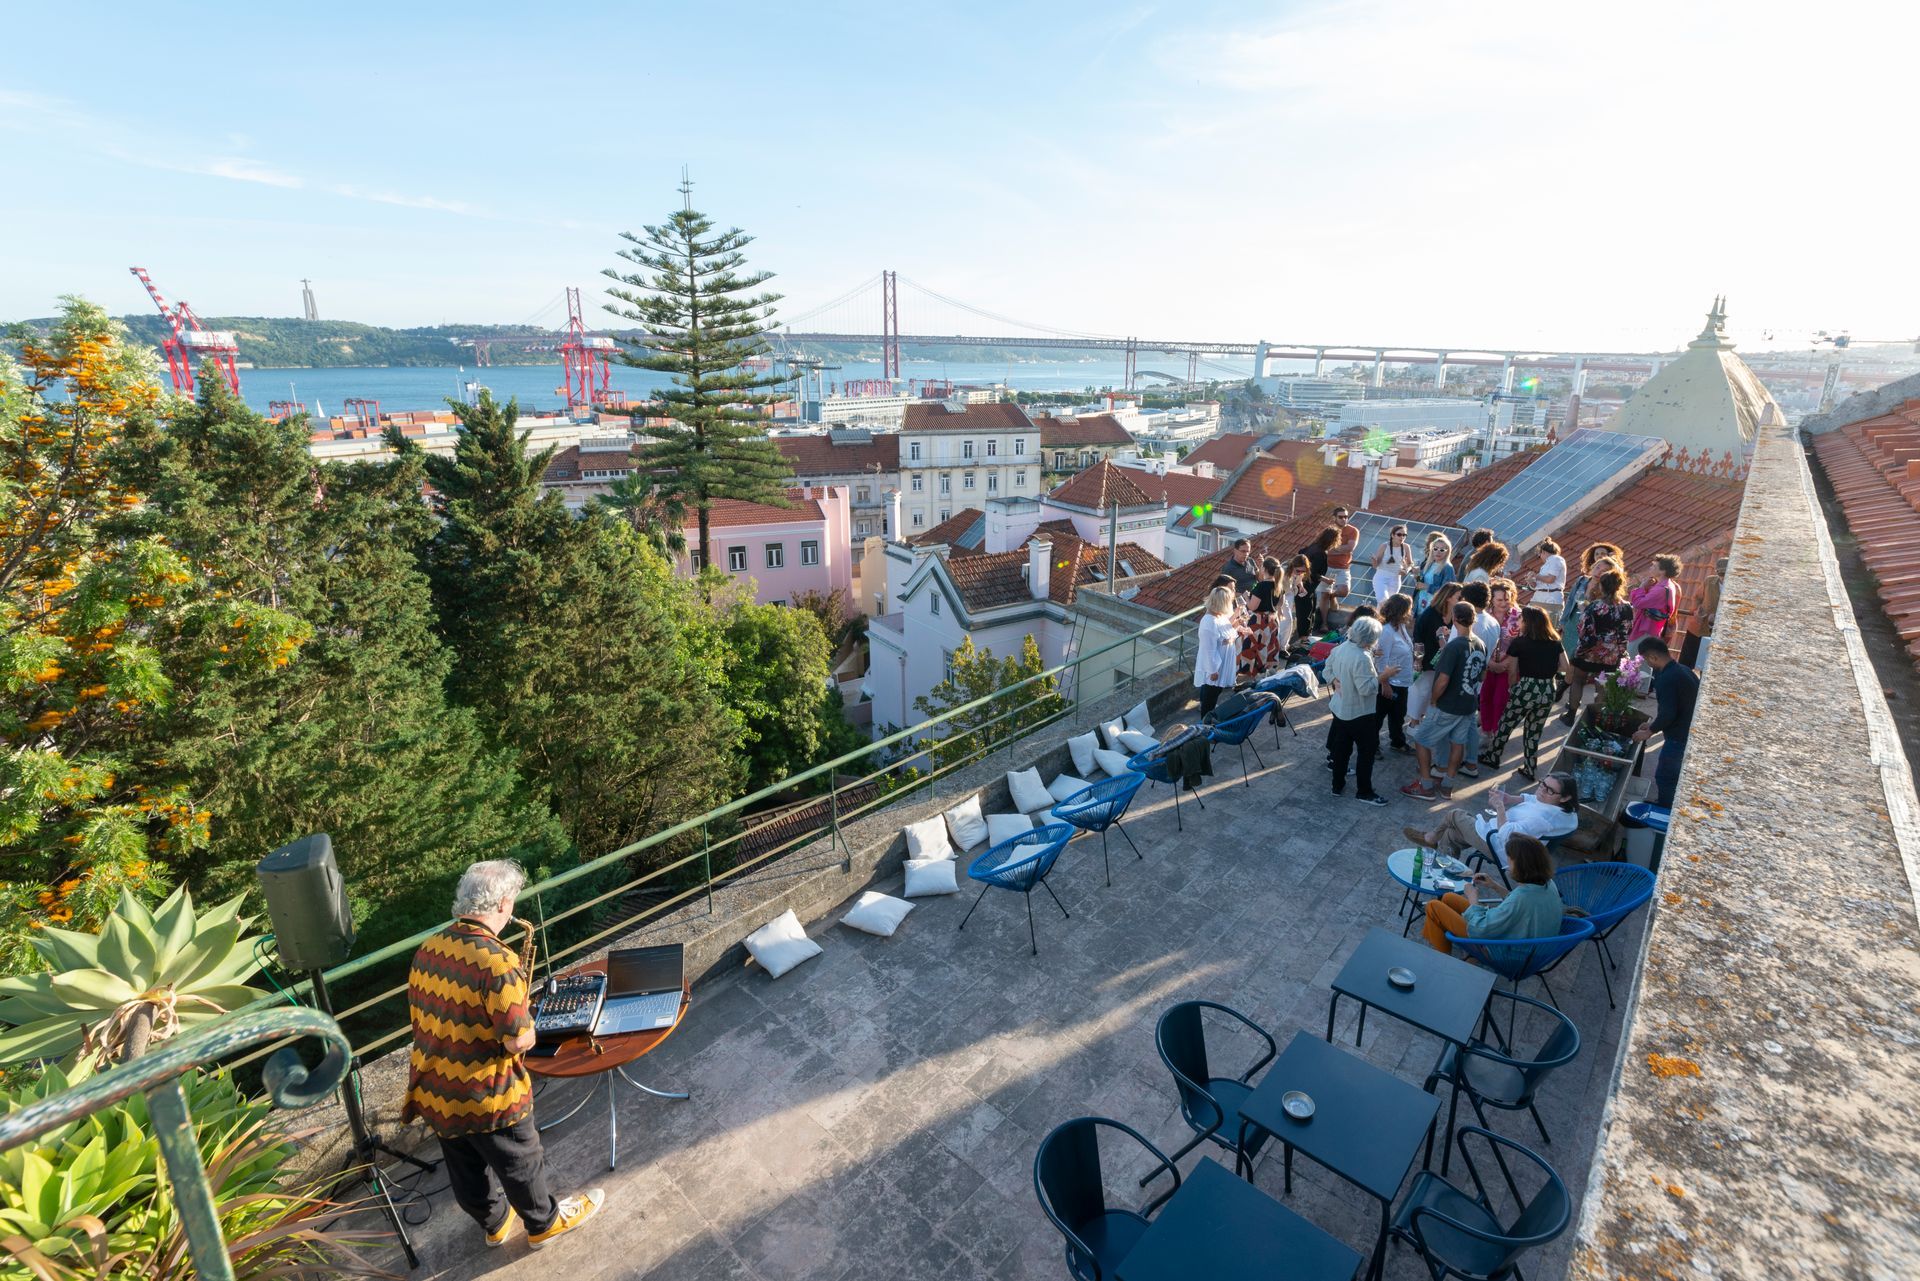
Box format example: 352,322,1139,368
1421,833,1565,955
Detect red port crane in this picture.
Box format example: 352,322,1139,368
127,267,242,396
558,286,622,413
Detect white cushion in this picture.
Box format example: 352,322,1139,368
1123,700,1154,734
1067,731,1099,777
1115,729,1157,755
944,795,989,851
903,857,960,897
1047,774,1092,804
1093,747,1134,778
743,909,823,979
985,812,1034,847
1007,768,1054,815
1097,718,1129,751
841,891,915,937
903,815,952,861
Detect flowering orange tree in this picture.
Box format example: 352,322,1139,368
0,300,308,974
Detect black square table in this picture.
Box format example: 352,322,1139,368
1326,926,1496,1050
1117,1157,1363,1281
1237,1032,1441,1281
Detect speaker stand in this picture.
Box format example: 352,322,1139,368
310,969,432,1269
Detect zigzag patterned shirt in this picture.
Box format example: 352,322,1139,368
401,919,534,1138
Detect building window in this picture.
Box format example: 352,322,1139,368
909,441,922,461
963,472,976,490
766,543,784,569
930,594,940,617
689,549,705,570
1014,470,1027,488
727,546,747,572
1199,533,1214,552
962,440,975,459
1082,451,1095,466
939,508,951,521
856,485,870,502
1055,451,1070,469
911,512,924,528
986,439,997,457
1013,437,1025,455
939,474,951,494
942,648,956,682
800,540,819,566
987,473,998,493
911,475,924,492
856,520,869,535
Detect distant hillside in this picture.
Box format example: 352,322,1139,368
8,314,563,368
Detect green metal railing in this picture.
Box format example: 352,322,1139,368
0,1009,352,1281
221,603,1204,1068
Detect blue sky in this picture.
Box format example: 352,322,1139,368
2,1,1913,351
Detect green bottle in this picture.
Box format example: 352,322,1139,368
1411,845,1425,890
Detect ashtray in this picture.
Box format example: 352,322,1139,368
1281,1090,1315,1121
1387,966,1417,990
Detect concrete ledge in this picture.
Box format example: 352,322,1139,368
282,662,1200,1176
1568,423,1920,1279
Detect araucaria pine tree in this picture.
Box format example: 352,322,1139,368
604,180,794,570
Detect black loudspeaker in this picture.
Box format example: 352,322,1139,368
256,833,355,971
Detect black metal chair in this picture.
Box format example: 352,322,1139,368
1034,1116,1181,1281
1391,1126,1570,1281
1423,990,1580,1192
1141,1000,1277,1186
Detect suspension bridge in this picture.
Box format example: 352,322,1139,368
456,270,1674,391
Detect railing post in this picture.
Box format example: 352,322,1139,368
702,821,714,916
150,1077,237,1281
829,775,848,872
1130,635,1140,690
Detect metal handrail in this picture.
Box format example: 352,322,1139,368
0,1008,352,1281
215,602,1202,1060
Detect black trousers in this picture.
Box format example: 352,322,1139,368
1377,685,1408,749
1328,711,1379,796
1198,684,1226,716
437,1114,559,1235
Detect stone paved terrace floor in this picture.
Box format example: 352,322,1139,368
373,703,1645,1281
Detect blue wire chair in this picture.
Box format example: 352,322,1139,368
1251,670,1309,747
1389,1127,1571,1281
1423,990,1581,1188
1127,727,1207,832
1552,863,1656,1009
959,822,1076,955
1034,1116,1181,1281
1206,703,1274,787
1141,1001,1278,1185
1446,917,1595,1043
1051,773,1146,888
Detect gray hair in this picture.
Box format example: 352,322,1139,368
1346,616,1382,647
452,860,527,918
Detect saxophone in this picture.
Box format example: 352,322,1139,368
509,916,539,983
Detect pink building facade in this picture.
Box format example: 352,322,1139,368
682,485,853,607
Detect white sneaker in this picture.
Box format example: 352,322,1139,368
527,1188,606,1250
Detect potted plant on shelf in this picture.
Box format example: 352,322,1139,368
1586,668,1651,738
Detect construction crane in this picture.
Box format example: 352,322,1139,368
127,267,242,396
558,286,622,414
1812,329,1920,413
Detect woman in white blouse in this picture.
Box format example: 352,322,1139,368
1528,538,1567,611
1370,525,1415,605
1193,585,1243,717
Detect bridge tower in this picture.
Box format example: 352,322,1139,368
881,270,900,382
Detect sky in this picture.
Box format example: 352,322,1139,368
2,0,1914,353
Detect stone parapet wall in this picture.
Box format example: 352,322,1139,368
1568,422,1920,1279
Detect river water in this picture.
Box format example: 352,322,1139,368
236,354,1268,416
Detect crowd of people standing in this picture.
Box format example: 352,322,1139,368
1192,519,1706,812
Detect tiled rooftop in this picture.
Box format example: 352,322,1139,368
1118,467,1221,513
1178,433,1264,472
902,403,1035,434
703,492,826,528
1047,461,1162,512
1032,412,1134,448
388,693,1641,1281
776,433,902,476
939,533,1168,612
1808,397,1920,659
910,508,987,552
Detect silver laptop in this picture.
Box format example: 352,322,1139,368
591,944,684,1035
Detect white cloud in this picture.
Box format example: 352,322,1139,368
204,157,305,189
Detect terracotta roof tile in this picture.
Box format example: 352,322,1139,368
774,432,900,475
935,530,1170,613
1810,398,1920,660
1032,412,1135,448
1048,460,1162,511
1132,505,1351,615
1181,433,1263,471
702,489,824,528
910,507,985,550
1121,468,1223,513
1371,449,1545,527
901,402,1034,433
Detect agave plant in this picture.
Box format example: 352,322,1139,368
0,886,266,1069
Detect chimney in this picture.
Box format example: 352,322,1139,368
1361,454,1381,508
801,482,813,500
1028,538,1053,601
1322,441,1341,467
886,489,904,543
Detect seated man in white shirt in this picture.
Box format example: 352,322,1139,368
1404,771,1579,870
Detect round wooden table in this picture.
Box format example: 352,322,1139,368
526,958,692,1170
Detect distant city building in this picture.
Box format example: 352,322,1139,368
774,429,901,566
896,402,1046,535
686,486,853,609
1032,411,1135,477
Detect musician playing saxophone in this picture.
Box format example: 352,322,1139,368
402,860,607,1251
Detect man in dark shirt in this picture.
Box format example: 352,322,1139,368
1631,637,1699,807
1222,538,1258,594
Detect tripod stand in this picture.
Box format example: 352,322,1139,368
309,968,433,1269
